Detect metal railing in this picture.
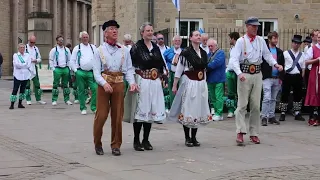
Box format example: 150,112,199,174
157,28,315,53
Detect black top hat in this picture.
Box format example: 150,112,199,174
303,36,312,43
292,35,302,43
102,20,120,31
245,17,261,26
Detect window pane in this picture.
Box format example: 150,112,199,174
264,22,274,36
181,38,188,48
257,22,263,36
190,21,199,32
180,21,188,36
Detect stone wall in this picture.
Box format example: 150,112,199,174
0,0,11,77
154,0,320,32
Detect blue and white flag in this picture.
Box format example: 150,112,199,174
199,28,205,34
172,0,180,11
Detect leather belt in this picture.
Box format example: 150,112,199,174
135,68,159,80
102,71,124,84
240,64,261,74
184,70,205,81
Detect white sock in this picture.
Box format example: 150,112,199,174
295,111,300,115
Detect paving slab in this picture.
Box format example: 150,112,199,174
1,79,320,180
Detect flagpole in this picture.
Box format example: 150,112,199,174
178,10,181,36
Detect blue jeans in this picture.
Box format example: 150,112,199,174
261,78,281,118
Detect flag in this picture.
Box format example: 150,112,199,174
172,0,180,11
199,28,204,34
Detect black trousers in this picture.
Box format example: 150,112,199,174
12,77,28,95
281,73,303,103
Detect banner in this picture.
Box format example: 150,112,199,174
37,64,53,90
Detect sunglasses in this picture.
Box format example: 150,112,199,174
30,42,36,44
157,38,164,40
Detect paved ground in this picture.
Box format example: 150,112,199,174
1,79,320,180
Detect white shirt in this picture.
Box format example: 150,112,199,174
304,43,314,70
13,52,32,81
158,44,169,55
229,34,277,75
125,45,132,51
226,47,235,71
305,43,320,70
200,44,209,54
171,48,182,72
49,45,72,70
25,44,41,78
283,49,306,74
93,43,135,86
70,43,97,72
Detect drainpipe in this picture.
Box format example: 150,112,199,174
148,0,154,25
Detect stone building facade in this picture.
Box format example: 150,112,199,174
1,0,92,76
3,0,320,76
92,0,320,49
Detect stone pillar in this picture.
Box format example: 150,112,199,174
41,0,47,12
88,8,92,42
72,0,78,46
63,0,68,41
13,0,19,54
52,0,57,45
82,3,87,32
28,0,34,13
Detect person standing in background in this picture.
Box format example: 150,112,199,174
25,35,46,105
200,33,209,54
66,42,79,104
207,38,226,121
0,52,3,79
225,32,240,118
260,31,284,126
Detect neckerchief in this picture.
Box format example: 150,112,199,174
107,40,121,48
247,33,256,42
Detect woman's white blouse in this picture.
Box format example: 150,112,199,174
13,52,32,81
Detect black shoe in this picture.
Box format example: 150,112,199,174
112,148,121,156
142,140,153,150
295,114,305,121
133,140,144,151
9,102,14,109
95,146,104,155
18,104,25,108
185,139,193,147
279,114,286,121
261,118,268,126
192,138,200,147
269,117,280,125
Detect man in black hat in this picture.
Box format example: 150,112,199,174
229,16,283,146
278,35,306,122
92,20,138,156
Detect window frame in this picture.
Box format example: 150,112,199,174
258,19,278,39
175,18,203,47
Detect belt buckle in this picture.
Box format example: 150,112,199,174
198,71,204,80
249,65,256,74
150,68,158,80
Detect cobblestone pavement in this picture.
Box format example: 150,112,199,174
1,79,320,180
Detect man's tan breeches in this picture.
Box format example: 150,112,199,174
235,72,262,136
93,82,124,149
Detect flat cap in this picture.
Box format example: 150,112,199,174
102,20,120,31
245,17,261,26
